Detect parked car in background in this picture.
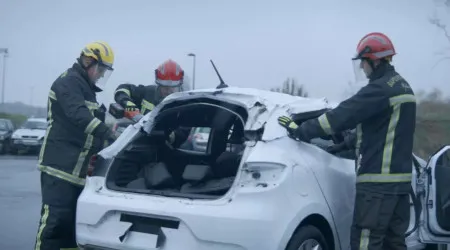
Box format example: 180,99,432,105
191,127,211,152
111,118,134,138
10,117,47,154
0,118,14,154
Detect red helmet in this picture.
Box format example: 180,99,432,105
352,32,396,61
155,59,184,87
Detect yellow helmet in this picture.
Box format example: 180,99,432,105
81,41,114,70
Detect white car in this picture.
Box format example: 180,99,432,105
191,127,211,152
10,117,47,154
76,87,450,250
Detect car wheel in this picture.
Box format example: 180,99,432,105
286,225,329,250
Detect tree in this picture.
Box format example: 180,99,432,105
270,77,308,97
430,0,450,69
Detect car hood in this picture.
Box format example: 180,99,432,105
13,128,46,139
148,87,333,141
0,130,8,136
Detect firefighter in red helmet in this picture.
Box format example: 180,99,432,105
114,59,190,146
278,32,416,250
115,59,184,116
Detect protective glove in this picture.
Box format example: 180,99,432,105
278,116,311,142
124,101,138,112
124,101,141,120
278,116,299,135
326,142,346,154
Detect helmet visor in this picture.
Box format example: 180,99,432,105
352,58,368,83
93,64,113,88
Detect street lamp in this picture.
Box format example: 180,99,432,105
0,48,8,105
187,53,196,90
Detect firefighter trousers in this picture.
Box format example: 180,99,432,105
350,188,410,250
34,171,83,250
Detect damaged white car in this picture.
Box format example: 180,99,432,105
76,87,450,250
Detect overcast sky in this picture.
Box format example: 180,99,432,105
0,0,449,107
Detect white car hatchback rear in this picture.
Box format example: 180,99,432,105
76,87,450,250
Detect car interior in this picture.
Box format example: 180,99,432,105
432,150,450,231
105,98,249,199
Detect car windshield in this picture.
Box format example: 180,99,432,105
0,121,7,130
21,121,47,130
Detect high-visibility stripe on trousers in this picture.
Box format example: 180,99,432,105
350,189,410,250
34,172,82,250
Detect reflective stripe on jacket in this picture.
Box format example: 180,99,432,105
38,63,110,186
300,63,416,194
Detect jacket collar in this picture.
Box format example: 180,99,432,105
72,63,103,92
369,62,395,82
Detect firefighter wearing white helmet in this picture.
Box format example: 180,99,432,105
34,41,117,250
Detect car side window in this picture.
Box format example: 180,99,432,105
178,127,211,153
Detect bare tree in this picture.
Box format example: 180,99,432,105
430,0,450,69
270,77,308,97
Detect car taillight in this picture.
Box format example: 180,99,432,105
239,162,288,187
87,154,97,177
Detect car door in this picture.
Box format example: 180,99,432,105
419,145,450,245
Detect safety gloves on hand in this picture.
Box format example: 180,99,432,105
277,116,310,143
124,101,138,112
124,101,141,120
278,116,298,134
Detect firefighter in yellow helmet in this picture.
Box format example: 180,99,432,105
34,41,117,250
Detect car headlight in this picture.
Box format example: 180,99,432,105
12,134,20,139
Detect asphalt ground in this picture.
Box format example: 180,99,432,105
0,154,41,250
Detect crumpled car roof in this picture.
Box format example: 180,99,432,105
162,87,335,141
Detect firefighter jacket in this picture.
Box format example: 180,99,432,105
114,84,161,115
38,63,110,186
114,83,190,148
297,63,416,194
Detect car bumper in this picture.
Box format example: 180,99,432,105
76,177,298,250
11,139,42,150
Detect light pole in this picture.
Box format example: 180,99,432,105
0,48,8,105
187,53,196,90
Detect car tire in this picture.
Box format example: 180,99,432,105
285,225,329,250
